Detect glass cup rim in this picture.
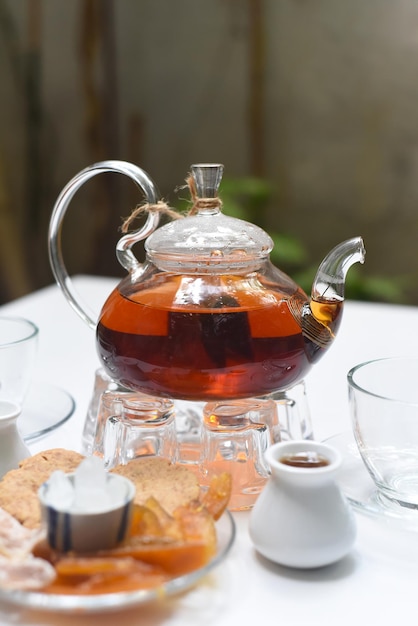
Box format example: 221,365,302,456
0,316,39,348
347,355,418,405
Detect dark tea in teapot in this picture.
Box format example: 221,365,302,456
97,272,343,401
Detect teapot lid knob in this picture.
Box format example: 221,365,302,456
191,164,224,199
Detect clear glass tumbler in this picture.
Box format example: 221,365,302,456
0,316,38,407
348,356,418,509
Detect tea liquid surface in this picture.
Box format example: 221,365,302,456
279,452,330,468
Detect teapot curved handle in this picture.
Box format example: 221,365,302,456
48,160,160,329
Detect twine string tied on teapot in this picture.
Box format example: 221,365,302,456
121,200,180,233
121,173,222,232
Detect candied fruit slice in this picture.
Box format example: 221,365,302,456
44,557,166,595
173,502,217,558
106,538,211,576
143,497,184,541
55,556,137,577
129,504,163,538
201,473,232,520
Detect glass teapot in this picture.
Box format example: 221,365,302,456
48,161,365,401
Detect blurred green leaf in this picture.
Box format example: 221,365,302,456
344,268,408,303
220,177,272,201
270,232,308,266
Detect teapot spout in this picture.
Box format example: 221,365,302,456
288,236,365,356
311,236,366,302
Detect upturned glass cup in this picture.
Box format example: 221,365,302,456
102,395,177,469
82,368,124,455
200,398,276,510
348,356,418,509
260,380,313,441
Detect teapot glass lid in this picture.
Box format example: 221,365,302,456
145,164,274,273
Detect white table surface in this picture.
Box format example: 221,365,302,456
1,275,418,626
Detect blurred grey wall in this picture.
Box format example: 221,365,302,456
0,0,417,302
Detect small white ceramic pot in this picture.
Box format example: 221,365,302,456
0,401,31,478
249,440,356,569
38,473,135,553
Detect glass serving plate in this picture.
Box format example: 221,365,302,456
18,382,76,442
0,510,236,614
325,432,418,531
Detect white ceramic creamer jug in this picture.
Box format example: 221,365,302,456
249,440,356,568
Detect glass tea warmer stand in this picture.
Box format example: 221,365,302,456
48,161,365,509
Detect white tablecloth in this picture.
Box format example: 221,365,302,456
1,275,418,626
